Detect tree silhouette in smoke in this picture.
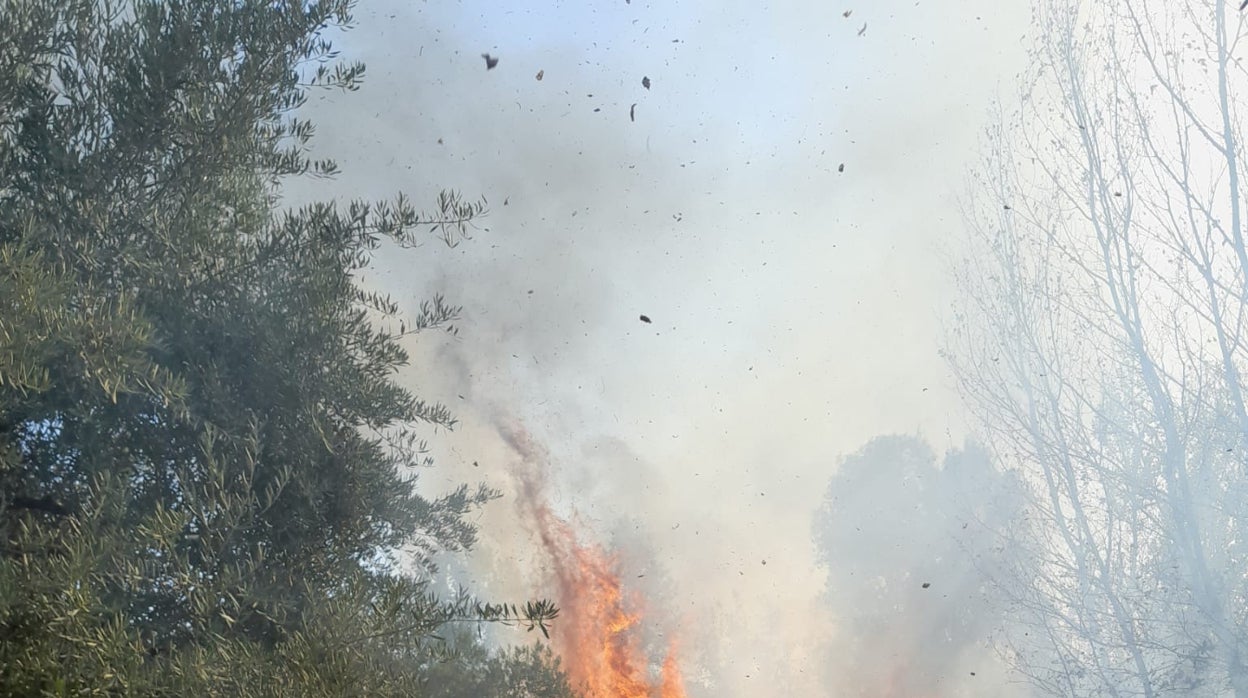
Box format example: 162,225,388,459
812,436,1025,697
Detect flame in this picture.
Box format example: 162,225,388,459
659,641,686,696
500,424,687,698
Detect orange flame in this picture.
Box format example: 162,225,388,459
501,424,687,698
659,642,686,697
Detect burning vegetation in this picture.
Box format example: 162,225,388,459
501,425,687,698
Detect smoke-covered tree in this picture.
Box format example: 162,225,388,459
812,435,1024,696
949,0,1248,694
0,0,556,693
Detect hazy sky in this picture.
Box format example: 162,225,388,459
288,1,1035,694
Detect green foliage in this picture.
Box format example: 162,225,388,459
418,630,580,698
0,0,559,694
0,472,564,696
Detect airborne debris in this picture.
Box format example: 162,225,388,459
535,69,544,81
639,314,652,324
843,9,852,17
481,53,499,70
630,103,636,122
922,582,931,589
642,76,651,89
838,163,845,172
858,23,867,36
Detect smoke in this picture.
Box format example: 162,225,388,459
283,0,1037,694
812,436,1028,697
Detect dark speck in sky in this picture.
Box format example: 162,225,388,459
639,314,652,324
481,53,499,69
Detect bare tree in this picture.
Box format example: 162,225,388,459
948,0,1248,695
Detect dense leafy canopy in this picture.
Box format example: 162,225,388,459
0,0,565,694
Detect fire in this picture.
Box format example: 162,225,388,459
532,504,686,698
500,424,687,698
659,643,686,696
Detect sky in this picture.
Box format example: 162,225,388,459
286,1,1035,694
